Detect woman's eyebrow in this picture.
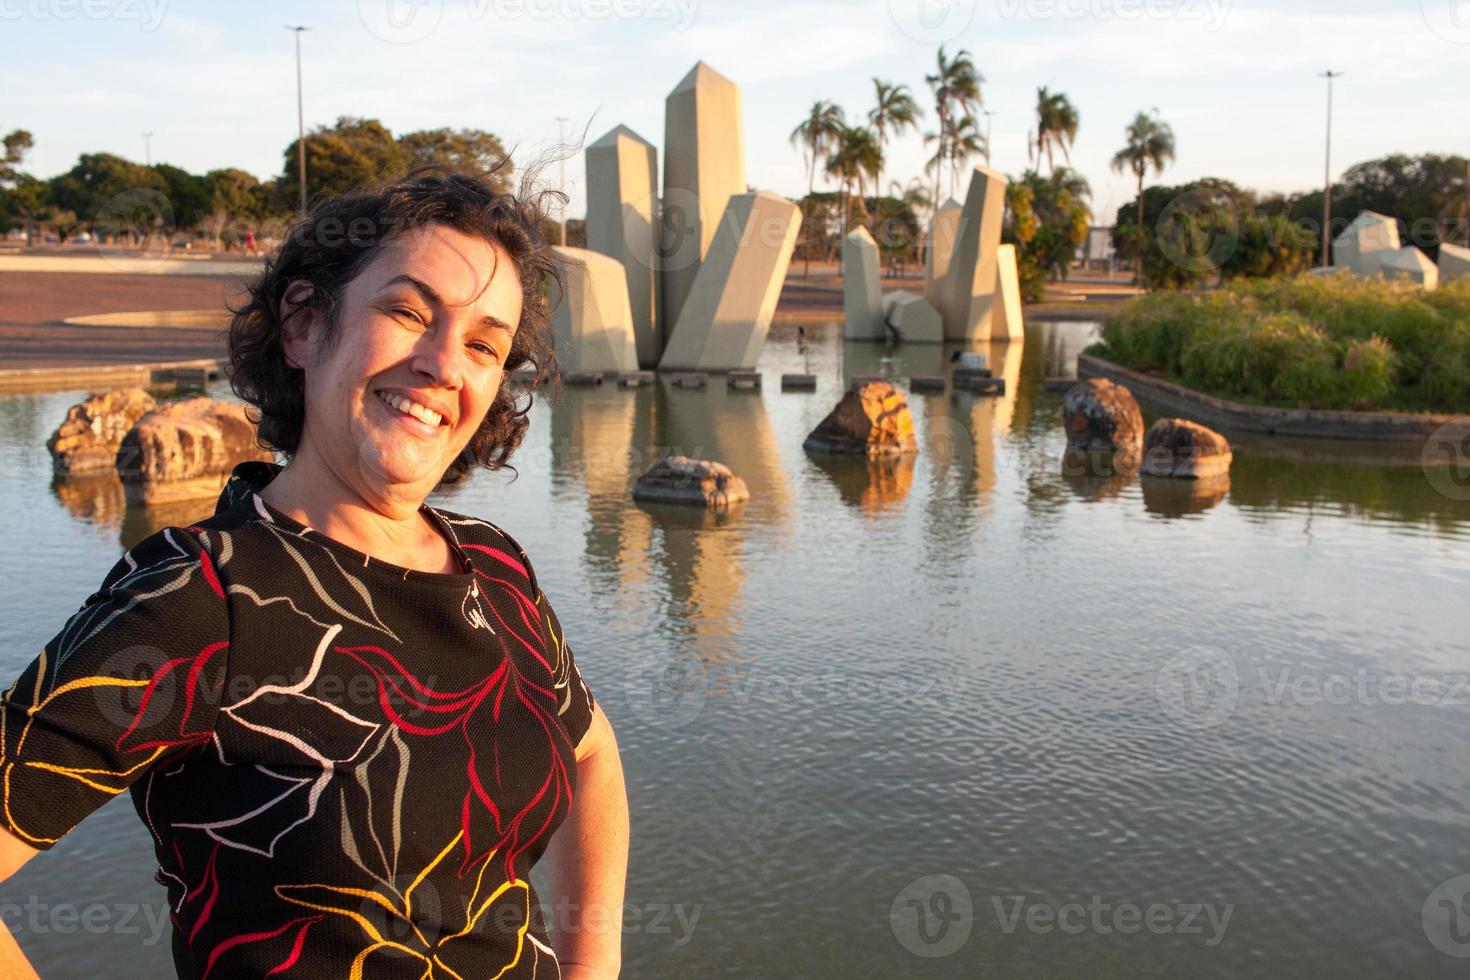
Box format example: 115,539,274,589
384,273,516,335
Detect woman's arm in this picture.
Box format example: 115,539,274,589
0,824,42,979
545,703,629,979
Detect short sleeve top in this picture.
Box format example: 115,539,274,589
0,460,597,979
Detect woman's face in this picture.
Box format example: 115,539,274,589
285,222,524,511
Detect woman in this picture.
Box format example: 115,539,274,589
0,172,629,978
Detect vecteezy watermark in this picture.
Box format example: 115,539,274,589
625,658,968,729
890,876,1234,957
0,0,168,29
993,0,1230,31
1155,647,1470,729
1423,874,1470,958
890,875,974,958
1421,0,1470,44
1156,189,1240,274
1153,646,1241,729
0,899,171,946
887,0,975,45
358,0,700,43
1422,420,1470,501
990,894,1234,946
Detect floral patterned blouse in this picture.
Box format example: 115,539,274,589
1,460,597,978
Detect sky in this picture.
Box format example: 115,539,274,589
3,0,1467,224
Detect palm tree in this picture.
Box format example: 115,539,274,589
944,115,987,198
826,125,882,239
789,100,845,276
1110,108,1176,279
1030,87,1079,173
868,79,921,229
789,100,846,205
890,176,934,270
925,46,983,211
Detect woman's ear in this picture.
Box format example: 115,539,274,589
279,281,316,370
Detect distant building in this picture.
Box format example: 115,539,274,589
1078,226,1116,272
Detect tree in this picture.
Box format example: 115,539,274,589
925,46,982,210
1030,88,1079,174
48,153,168,245
281,116,408,206
825,125,881,237
789,101,845,274
1004,168,1092,301
867,79,921,230
152,163,211,230
0,129,35,240
398,128,511,191
1111,109,1176,280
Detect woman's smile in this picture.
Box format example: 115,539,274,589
373,389,446,438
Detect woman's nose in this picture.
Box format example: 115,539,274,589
411,329,465,389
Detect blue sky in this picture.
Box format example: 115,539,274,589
4,0,1466,223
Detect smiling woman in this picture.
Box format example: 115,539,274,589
0,171,629,980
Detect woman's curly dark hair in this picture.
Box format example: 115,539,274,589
227,167,564,492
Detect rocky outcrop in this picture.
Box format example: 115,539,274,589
1141,418,1233,479
117,397,274,505
47,387,158,476
1063,379,1145,455
632,456,750,509
803,381,919,456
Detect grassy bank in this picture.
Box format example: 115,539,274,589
1091,275,1470,413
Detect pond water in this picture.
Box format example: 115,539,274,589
2,320,1468,978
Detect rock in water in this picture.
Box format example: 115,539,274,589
1062,379,1144,455
117,397,275,506
47,388,158,476
633,456,750,509
803,381,919,456
1140,418,1233,480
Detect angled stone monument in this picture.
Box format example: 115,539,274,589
932,166,1008,341
923,198,962,311
586,125,660,368
1438,242,1470,283
661,61,747,348
843,226,885,341
882,291,942,344
658,191,800,372
1379,245,1438,290
1332,211,1400,277
551,247,641,376
993,243,1025,341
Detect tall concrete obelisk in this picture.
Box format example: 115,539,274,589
660,61,746,348
586,125,660,368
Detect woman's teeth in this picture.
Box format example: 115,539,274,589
377,391,443,427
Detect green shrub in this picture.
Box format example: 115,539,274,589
1095,274,1468,412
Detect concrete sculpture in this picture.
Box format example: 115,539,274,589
881,291,942,343
551,247,641,376
661,61,747,346
1379,246,1438,290
843,226,886,341
658,191,800,372
1437,242,1470,283
586,125,660,367
923,199,962,313
993,243,1025,342
1332,211,1400,277
927,166,1008,341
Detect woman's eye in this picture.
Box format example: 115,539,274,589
472,343,499,359
392,307,424,324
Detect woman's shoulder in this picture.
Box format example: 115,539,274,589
428,507,540,585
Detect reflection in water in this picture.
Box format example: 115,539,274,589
1141,474,1231,518
51,473,217,550
807,451,916,516
1060,448,1138,503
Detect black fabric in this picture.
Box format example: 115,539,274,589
1,460,596,978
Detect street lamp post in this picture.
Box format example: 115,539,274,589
556,116,569,246
141,132,153,167
1319,69,1342,267
287,25,310,217
982,110,996,166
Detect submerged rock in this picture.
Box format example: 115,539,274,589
117,397,274,506
803,381,919,456
633,455,750,509
47,387,158,476
1141,418,1233,480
